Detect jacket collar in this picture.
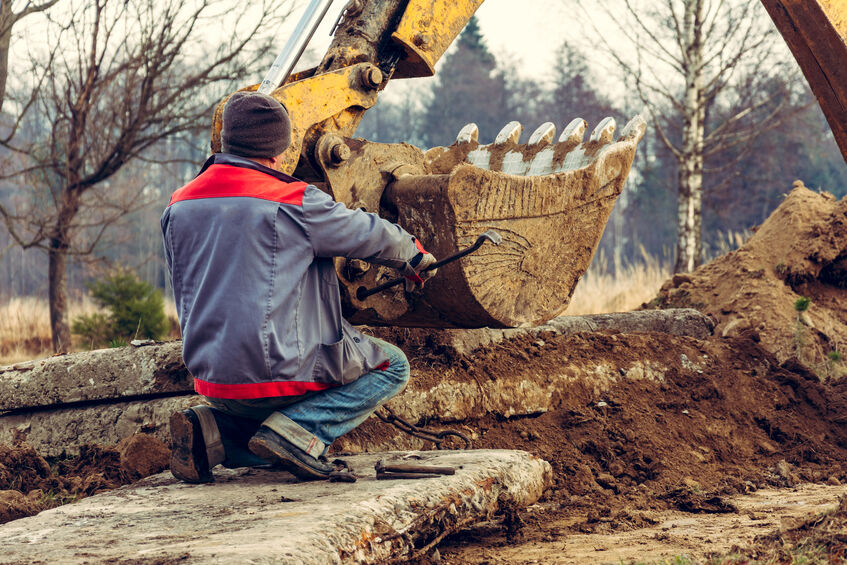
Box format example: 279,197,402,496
197,153,302,185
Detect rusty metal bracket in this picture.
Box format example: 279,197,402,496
210,62,381,175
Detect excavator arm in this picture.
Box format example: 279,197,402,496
211,0,485,178
760,0,847,164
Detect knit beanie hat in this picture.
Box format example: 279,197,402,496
221,91,291,158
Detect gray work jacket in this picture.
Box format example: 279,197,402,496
161,153,421,399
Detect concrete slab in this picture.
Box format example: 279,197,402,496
0,340,188,411
0,308,714,456
0,449,551,564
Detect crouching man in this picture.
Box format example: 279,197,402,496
161,92,435,482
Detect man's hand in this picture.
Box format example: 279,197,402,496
404,252,437,291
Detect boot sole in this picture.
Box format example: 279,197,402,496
248,435,329,481
170,411,213,483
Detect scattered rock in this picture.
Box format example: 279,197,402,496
775,459,800,486
595,473,618,492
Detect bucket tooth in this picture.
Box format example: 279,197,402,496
620,114,648,141
528,122,556,147
456,123,479,144
495,121,523,145
590,117,616,144
559,118,588,144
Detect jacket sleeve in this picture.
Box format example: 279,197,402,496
300,185,423,268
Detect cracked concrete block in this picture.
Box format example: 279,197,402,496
0,341,188,411
0,450,551,564
0,397,198,457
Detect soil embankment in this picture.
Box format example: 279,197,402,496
649,182,847,375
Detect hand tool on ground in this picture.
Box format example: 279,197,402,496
356,230,502,300
374,458,457,480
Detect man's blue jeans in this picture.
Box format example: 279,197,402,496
203,337,410,468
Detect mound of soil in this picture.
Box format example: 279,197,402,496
647,183,847,377
393,328,847,540
0,433,168,524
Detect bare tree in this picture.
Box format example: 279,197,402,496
582,0,798,272
0,0,59,110
0,0,290,352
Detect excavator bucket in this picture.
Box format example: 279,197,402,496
320,115,647,328
211,1,647,329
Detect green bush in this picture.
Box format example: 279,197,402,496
71,312,114,349
72,269,169,348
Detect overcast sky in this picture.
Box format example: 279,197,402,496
291,0,569,78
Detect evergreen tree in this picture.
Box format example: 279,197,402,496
420,16,509,147
541,43,618,128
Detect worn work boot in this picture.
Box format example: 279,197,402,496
169,409,214,484
248,427,334,481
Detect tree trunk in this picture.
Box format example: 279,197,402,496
0,2,12,111
48,238,71,353
674,0,706,274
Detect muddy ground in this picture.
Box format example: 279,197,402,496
1,185,846,563
0,434,169,523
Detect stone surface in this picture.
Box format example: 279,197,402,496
1,349,679,456
407,308,714,356
0,397,198,458
0,450,551,564
0,341,188,411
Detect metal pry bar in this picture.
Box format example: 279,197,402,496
356,230,502,300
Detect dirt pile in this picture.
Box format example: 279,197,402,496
0,433,168,523
391,328,847,540
648,182,847,377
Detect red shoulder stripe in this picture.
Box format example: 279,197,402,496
193,377,335,399
169,164,307,206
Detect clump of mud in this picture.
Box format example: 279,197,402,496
647,182,847,377
0,433,168,523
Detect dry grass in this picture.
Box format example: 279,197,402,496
0,296,179,366
0,296,99,365
566,248,670,316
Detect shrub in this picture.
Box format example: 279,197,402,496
794,296,811,312
71,312,114,349
72,269,168,348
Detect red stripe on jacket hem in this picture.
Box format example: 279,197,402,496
193,378,335,399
